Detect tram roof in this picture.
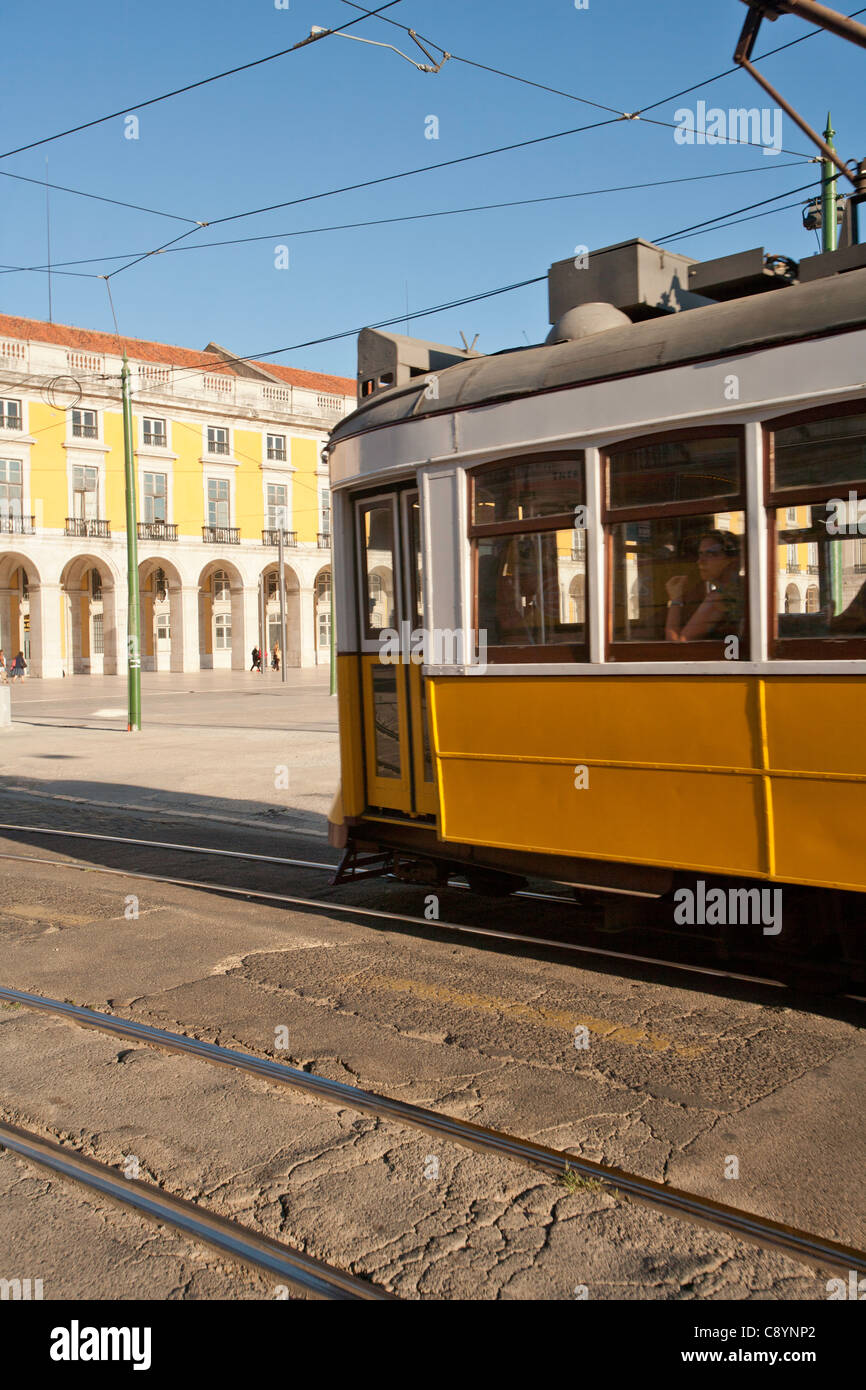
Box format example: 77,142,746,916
330,266,866,444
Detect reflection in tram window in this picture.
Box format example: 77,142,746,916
774,505,866,639
772,411,866,491
769,409,866,654
371,664,401,779
607,436,740,511
359,502,395,637
605,431,746,657
610,514,746,645
408,495,424,626
477,530,585,648
470,455,587,660
473,458,584,524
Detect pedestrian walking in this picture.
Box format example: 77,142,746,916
271,642,280,672
250,646,262,672
10,651,26,681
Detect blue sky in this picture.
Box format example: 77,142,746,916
1,0,863,378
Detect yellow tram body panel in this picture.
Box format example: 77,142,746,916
424,675,866,894
336,653,367,818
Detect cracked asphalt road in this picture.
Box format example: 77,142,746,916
1,831,863,1300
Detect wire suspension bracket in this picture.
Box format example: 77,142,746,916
734,1,866,186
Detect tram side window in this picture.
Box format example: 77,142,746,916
470,455,587,661
604,432,747,658
769,407,866,655
359,501,396,639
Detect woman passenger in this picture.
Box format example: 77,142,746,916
665,531,743,643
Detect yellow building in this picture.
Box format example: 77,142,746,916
0,313,355,676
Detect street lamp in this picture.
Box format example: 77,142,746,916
308,25,450,73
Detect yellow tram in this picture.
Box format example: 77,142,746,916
326,238,866,960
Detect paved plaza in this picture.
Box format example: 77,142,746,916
1,669,339,832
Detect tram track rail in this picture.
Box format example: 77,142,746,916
0,1117,392,1301
1,983,864,1280
0,843,792,991
0,824,801,990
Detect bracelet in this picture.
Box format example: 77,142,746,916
668,599,684,607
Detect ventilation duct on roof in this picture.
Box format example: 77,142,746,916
548,239,713,326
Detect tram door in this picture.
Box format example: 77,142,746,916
355,489,438,817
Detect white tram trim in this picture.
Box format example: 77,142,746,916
421,661,866,677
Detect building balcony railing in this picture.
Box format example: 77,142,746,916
807,564,820,574
143,431,167,447
207,440,230,455
202,525,239,544
0,514,34,534
72,424,98,439
65,517,110,538
262,529,298,547
318,532,331,549
0,414,22,430
786,563,801,574
138,520,178,541
266,448,287,461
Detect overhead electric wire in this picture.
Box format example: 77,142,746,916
652,176,824,242
108,111,816,281
105,114,627,278
0,0,407,162
0,161,812,279
136,276,548,391
0,168,200,224
655,196,814,243
124,169,839,390
336,0,866,120
1,2,847,387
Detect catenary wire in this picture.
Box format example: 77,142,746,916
0,1,407,162
0,161,812,278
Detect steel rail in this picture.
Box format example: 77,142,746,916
0,820,636,905
0,848,783,986
1,984,863,1277
0,821,335,872
0,1118,392,1300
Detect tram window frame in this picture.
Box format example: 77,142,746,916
468,451,589,664
602,427,748,662
765,399,866,659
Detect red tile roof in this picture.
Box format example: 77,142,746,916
252,359,356,395
0,312,355,395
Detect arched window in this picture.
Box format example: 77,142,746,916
90,569,102,601
316,570,331,603
784,584,801,614
568,573,585,625
213,569,230,601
